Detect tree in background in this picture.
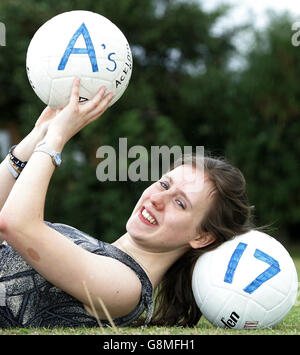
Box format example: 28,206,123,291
226,13,300,242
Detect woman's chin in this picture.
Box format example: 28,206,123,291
126,214,157,240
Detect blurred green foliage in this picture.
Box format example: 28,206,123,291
0,0,299,243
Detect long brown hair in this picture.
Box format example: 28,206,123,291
150,153,254,327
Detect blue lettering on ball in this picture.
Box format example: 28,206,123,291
58,23,98,72
224,242,247,284
106,52,117,72
224,242,281,294
243,249,280,294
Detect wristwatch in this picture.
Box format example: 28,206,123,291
34,145,62,167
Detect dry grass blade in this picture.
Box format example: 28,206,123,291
82,280,103,330
97,296,120,334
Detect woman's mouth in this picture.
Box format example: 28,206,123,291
138,207,158,226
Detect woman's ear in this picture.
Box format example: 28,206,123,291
189,231,216,249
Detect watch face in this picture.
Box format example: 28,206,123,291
54,153,62,166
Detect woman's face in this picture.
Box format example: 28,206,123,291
126,164,215,252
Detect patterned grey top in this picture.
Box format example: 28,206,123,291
0,222,153,328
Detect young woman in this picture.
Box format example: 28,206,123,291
0,79,253,328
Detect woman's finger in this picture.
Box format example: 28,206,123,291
70,77,80,106
82,86,107,113
87,92,114,122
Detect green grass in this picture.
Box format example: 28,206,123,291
1,249,299,336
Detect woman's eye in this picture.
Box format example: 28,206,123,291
176,200,186,209
159,181,186,209
159,181,169,189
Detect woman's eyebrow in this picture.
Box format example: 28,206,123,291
163,174,193,208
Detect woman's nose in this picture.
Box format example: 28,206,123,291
150,192,167,211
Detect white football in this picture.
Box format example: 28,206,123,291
192,230,298,329
26,10,132,109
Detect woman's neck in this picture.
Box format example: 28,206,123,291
112,233,189,289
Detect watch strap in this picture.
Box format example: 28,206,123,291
34,145,56,156
34,144,62,167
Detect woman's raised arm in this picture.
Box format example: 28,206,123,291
0,80,141,319
0,79,113,229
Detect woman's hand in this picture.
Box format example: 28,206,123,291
0,105,61,214
45,78,114,147
31,106,62,143
9,106,62,164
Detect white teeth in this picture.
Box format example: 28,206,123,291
142,209,157,224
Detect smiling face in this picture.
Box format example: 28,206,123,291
126,164,215,252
